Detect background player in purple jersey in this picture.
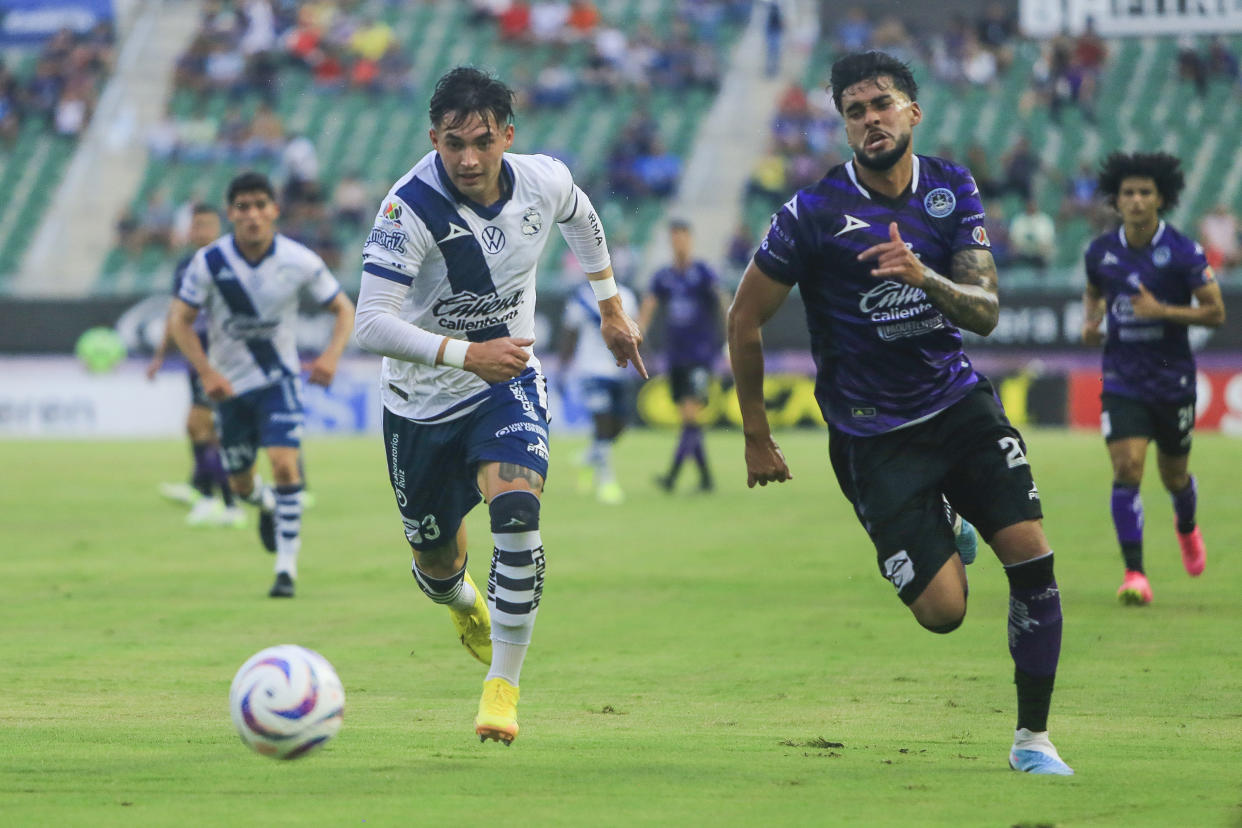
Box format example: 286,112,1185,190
1081,152,1226,605
728,51,1072,775
147,203,243,528
637,219,729,492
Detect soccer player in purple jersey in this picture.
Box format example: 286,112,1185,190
149,204,242,527
638,219,729,492
1081,152,1226,605
728,51,1072,775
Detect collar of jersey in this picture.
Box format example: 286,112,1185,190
434,155,514,220
846,155,920,208
1117,219,1166,250
231,234,278,267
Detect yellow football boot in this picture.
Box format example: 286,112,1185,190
449,572,492,665
475,677,520,745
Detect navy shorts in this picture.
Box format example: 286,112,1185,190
383,370,551,551
1101,392,1194,457
669,364,712,403
829,379,1043,605
216,377,304,474
579,376,632,420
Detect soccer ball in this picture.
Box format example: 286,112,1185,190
74,326,127,373
228,644,345,759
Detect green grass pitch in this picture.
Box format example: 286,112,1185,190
2,428,1239,826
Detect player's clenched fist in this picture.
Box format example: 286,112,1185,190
743,433,793,488
463,336,535,383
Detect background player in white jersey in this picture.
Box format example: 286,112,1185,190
353,67,645,745
558,277,640,504
167,172,355,598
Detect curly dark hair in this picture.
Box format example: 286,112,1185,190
1095,151,1185,212
429,66,516,131
829,51,918,113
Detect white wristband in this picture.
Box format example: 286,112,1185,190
589,277,618,302
441,337,470,369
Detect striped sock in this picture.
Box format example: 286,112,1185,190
486,491,545,686
273,484,303,578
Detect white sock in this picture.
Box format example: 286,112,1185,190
488,624,530,686
487,527,544,686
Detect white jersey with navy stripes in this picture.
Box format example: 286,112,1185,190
362,150,588,422
178,233,342,395
561,280,638,379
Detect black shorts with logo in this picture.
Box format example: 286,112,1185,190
1101,392,1194,457
828,379,1043,606
669,363,712,403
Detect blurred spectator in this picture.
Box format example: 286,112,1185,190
1178,34,1208,97
1199,203,1241,270
725,222,755,271
1206,36,1239,82
498,2,533,43
1000,135,1040,201
1009,198,1056,271
280,133,320,202
331,171,370,228
965,143,1003,199
976,1,1016,73
961,31,998,87
566,1,600,40
834,6,872,53
746,141,788,208
1058,162,1112,232
530,2,569,44
983,202,1012,267
246,101,284,158
530,64,576,109
350,16,395,62
763,0,784,78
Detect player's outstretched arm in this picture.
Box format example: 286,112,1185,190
307,292,355,387
728,260,793,488
589,266,647,379
1082,283,1106,345
167,298,232,400
859,222,999,335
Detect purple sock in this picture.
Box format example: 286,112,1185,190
1005,553,1062,732
1171,475,1197,534
191,442,215,496
673,427,695,466
1110,483,1143,545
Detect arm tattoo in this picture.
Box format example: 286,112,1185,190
919,248,1000,336
498,463,545,491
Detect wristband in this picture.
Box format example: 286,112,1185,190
589,276,619,302
441,337,470,369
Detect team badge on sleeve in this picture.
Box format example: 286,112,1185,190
382,202,403,224
971,225,991,247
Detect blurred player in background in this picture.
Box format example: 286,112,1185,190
167,171,355,598
728,51,1072,775
1081,151,1226,605
148,203,244,528
353,67,645,745
558,275,640,504
638,219,728,493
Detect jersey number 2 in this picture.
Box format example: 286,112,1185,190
998,436,1029,469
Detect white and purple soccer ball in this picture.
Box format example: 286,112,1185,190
228,644,345,759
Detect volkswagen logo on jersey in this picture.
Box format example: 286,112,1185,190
521,207,542,236
482,225,506,254
923,187,956,218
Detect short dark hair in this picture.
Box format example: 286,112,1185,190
1095,151,1185,212
829,51,918,113
226,171,276,205
429,66,516,131
668,218,691,232
191,202,220,218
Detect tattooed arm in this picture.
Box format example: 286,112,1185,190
922,247,999,336
858,221,999,336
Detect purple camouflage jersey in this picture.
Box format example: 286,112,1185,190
1084,221,1213,403
753,155,990,436
649,260,722,367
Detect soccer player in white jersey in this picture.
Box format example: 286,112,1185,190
353,67,646,745
167,172,355,598
558,277,640,504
